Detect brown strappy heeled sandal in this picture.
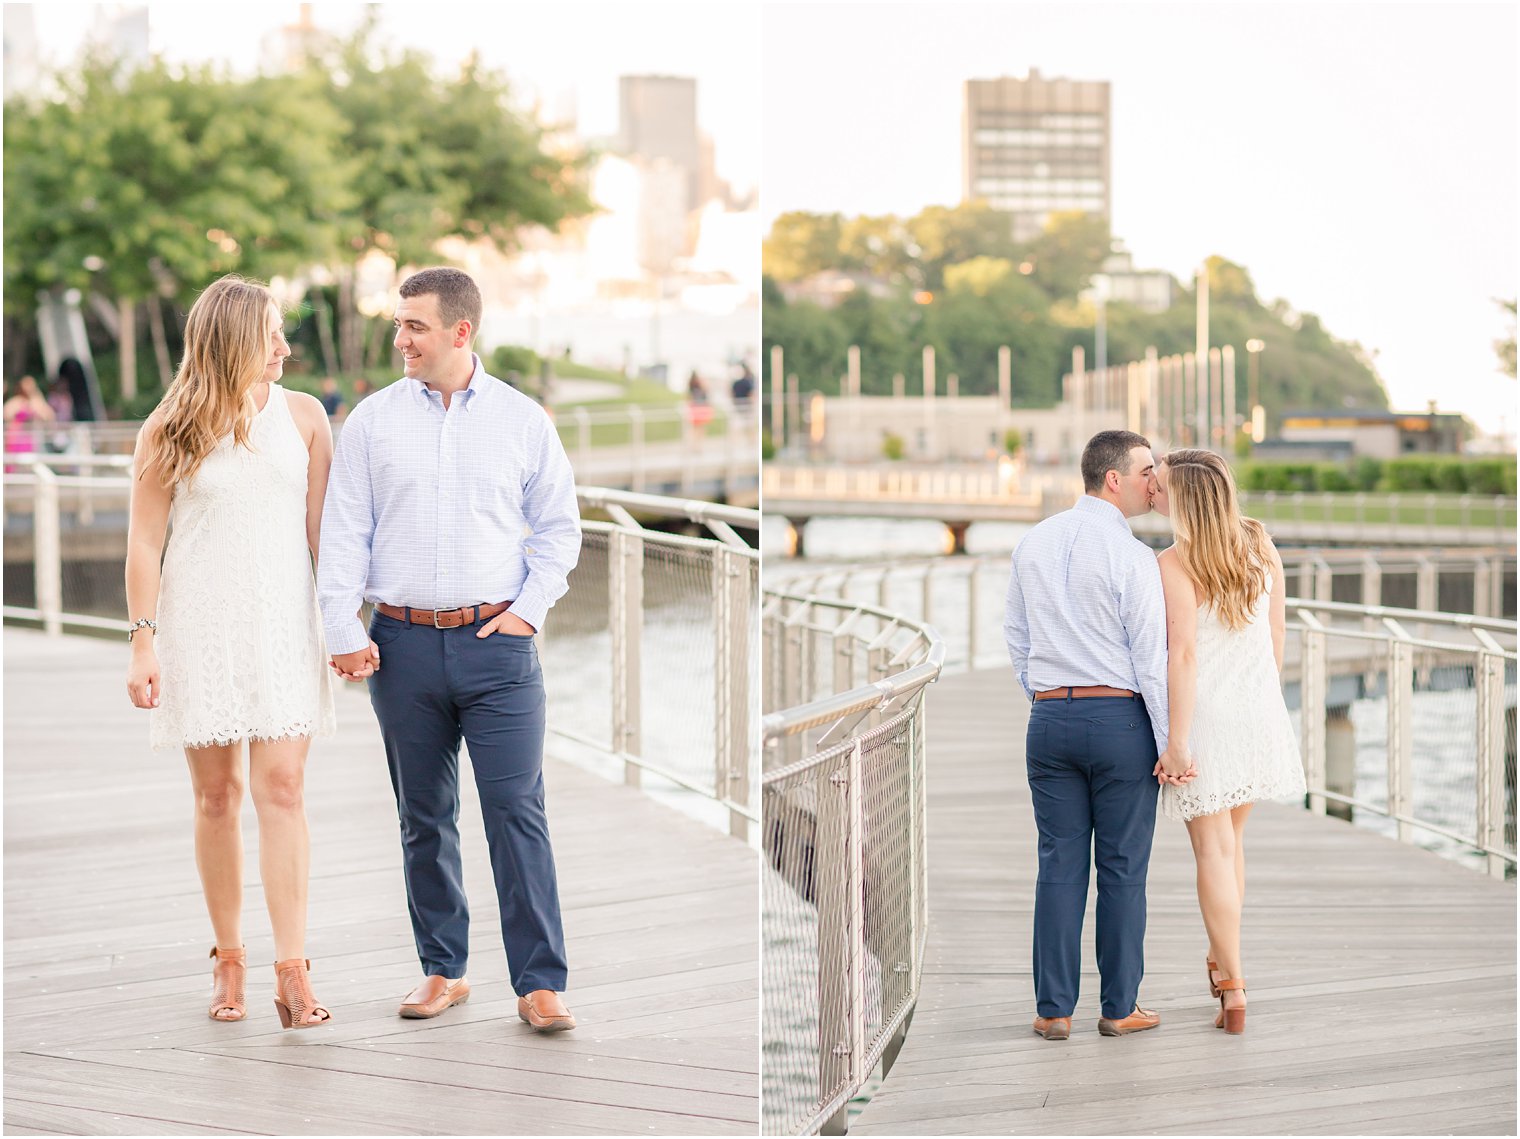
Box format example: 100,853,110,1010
272,958,332,1030
1206,956,1223,999
1214,977,1247,1034
208,945,247,1021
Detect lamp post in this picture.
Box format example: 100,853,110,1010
1245,338,1265,443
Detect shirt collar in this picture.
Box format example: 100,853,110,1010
1076,493,1131,528
408,354,487,412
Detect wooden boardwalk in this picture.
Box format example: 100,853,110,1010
852,669,1516,1136
3,629,757,1136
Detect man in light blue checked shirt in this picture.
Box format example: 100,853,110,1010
318,267,581,1032
1004,429,1185,1042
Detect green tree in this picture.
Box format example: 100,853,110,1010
305,28,594,373
1497,298,1516,379
906,201,1019,292
1024,211,1111,300
4,56,351,397
762,211,847,282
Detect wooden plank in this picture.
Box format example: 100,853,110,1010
847,668,1516,1136
3,630,758,1135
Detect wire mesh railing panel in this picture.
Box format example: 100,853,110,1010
540,529,615,757
763,753,854,1136
856,714,919,1074
762,703,926,1137
640,537,721,796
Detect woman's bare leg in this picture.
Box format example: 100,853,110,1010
248,736,313,964
1186,809,1246,1013
185,743,246,958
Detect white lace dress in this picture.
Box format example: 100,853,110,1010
1160,575,1306,821
150,383,335,750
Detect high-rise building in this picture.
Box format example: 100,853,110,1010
618,75,701,214
962,70,1111,243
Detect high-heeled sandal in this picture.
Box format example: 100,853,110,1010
272,958,332,1030
1214,978,1246,1034
1206,957,1222,999
208,945,247,1021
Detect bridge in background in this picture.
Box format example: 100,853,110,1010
763,463,1516,554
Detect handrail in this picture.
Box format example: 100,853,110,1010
761,588,942,1135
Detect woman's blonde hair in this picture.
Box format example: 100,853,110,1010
142,275,277,488
1162,448,1273,630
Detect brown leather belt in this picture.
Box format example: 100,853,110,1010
376,601,511,629
1034,685,1137,701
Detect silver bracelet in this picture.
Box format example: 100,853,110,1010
127,617,158,643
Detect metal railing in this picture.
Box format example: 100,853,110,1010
770,555,1517,875
2,462,759,841
761,592,944,1136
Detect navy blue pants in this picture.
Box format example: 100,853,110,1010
1025,694,1158,1020
368,612,568,995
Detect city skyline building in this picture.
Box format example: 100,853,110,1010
962,69,1111,243
618,74,702,215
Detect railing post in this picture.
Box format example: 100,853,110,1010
845,738,867,1106
1385,619,1415,844
1301,615,1327,815
967,560,981,668
609,527,644,787
714,546,752,840
818,754,850,1137
34,464,62,636
1473,557,1492,619
574,407,591,475
1474,632,1508,878
628,405,645,493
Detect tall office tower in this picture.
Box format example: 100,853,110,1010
962,70,1111,243
618,75,702,214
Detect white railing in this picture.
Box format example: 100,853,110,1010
2,464,759,842
770,556,1516,876
761,592,944,1136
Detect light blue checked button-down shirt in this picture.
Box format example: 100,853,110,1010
317,357,581,656
1003,494,1170,756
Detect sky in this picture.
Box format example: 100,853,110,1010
761,1,1518,440
26,2,762,196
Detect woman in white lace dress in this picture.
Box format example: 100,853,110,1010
125,276,336,1029
1152,448,1306,1035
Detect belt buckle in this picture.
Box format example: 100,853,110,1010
431,608,449,629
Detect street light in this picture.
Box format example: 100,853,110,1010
1245,338,1265,443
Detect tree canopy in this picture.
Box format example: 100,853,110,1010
763,206,1392,420
4,27,594,404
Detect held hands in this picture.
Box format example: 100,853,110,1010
1154,743,1197,786
477,610,536,638
126,649,161,709
330,640,380,682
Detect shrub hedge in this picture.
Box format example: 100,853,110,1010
1235,455,1516,496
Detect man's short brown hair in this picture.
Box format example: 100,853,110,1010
398,267,482,340
1080,430,1152,492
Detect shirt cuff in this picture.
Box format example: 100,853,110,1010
324,620,370,656
509,592,549,634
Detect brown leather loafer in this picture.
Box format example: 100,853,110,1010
398,975,470,1019
517,989,576,1032
1098,1005,1160,1036
1033,1015,1071,1040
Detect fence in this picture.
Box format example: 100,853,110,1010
761,592,944,1135
769,556,1517,876
2,460,758,841
2,401,757,493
